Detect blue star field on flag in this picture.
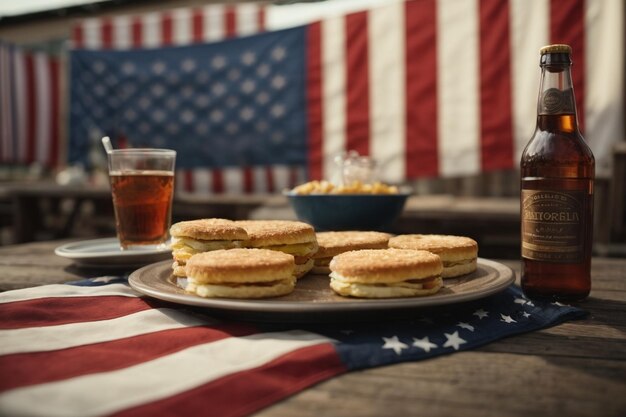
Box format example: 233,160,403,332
69,27,308,169
265,284,587,370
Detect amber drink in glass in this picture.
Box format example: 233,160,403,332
107,149,176,250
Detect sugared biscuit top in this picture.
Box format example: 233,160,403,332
329,248,442,283
185,248,294,283
170,218,248,241
314,231,391,258
235,220,316,246
389,234,478,256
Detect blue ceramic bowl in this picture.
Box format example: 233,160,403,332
285,192,410,232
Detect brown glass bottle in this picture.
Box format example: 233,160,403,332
520,44,595,301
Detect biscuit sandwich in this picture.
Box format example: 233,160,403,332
169,218,248,277
388,234,478,278
235,220,318,279
329,248,443,298
184,248,295,298
312,231,392,274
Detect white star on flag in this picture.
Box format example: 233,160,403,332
382,336,408,355
271,104,286,118
457,322,475,332
500,314,517,324
523,312,531,318
514,297,528,305
271,46,287,61
181,58,196,72
211,55,226,69
93,60,106,73
152,61,166,75
443,331,466,351
271,75,287,89
240,107,254,121
212,83,226,97
473,309,489,319
552,301,567,307
412,337,438,353
241,79,256,94
121,61,135,75
241,51,256,65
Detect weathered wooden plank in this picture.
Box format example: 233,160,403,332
478,331,626,360
257,352,626,417
0,239,112,290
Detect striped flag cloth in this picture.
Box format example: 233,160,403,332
69,0,623,193
0,277,585,417
0,42,61,169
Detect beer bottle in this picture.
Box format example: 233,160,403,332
520,44,595,301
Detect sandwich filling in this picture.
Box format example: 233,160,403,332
313,257,332,267
329,272,442,290
186,276,295,298
294,258,314,278
443,258,476,267
171,237,243,261
245,241,318,257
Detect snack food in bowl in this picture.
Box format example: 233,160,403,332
286,181,409,232
292,180,399,195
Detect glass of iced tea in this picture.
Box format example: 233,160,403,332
107,149,176,250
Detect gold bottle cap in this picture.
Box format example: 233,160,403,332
540,44,572,55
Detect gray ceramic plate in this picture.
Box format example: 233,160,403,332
55,238,172,268
128,258,514,321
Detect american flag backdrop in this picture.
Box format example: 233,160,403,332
69,2,299,194
70,26,309,194
0,42,61,168
68,0,624,195
0,277,586,417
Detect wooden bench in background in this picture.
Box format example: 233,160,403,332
1,141,624,258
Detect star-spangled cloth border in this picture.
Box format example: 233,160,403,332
259,284,587,370
67,276,587,370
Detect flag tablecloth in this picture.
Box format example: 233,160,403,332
0,276,586,417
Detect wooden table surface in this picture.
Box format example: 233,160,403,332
1,240,625,417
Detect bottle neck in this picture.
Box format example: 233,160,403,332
536,61,579,131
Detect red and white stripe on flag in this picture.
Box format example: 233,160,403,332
0,43,60,168
306,0,624,182
71,3,266,49
0,283,345,417
175,166,307,195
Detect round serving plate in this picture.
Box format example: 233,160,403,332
129,258,515,322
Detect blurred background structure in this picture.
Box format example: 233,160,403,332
0,0,624,258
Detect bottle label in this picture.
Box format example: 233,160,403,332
521,190,585,262
540,88,575,114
